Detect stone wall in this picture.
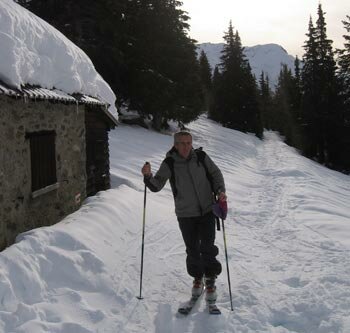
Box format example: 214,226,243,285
0,95,87,249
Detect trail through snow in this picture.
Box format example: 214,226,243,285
0,116,349,332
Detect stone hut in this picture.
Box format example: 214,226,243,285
0,81,118,250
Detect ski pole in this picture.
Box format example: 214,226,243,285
221,218,234,311
137,180,147,300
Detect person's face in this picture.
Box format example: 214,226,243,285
175,135,193,159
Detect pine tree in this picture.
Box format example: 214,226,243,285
209,66,222,121
338,15,350,114
272,65,304,148
199,50,212,90
123,0,203,129
212,21,262,137
301,5,341,165
336,15,350,171
198,50,212,111
18,0,202,129
293,56,302,122
258,71,273,130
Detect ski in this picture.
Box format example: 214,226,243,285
177,295,200,315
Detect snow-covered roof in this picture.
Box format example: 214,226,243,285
0,0,118,120
20,86,77,103
0,80,118,126
0,80,107,105
0,81,19,97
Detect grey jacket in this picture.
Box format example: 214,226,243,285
144,148,225,218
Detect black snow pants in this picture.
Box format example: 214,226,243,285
178,212,222,278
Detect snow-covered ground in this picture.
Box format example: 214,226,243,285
0,115,350,333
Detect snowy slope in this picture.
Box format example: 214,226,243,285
0,116,350,332
0,0,117,118
198,43,296,89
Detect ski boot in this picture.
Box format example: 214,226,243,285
205,276,221,314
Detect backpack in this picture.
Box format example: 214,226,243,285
164,147,214,198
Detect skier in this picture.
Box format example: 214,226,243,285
141,131,227,313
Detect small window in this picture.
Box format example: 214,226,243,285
27,131,57,192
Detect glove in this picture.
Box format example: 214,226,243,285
213,199,228,220
142,162,152,178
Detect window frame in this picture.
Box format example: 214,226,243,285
26,130,58,197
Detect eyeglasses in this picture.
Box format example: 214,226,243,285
176,141,192,146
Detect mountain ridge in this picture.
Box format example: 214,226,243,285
198,42,296,89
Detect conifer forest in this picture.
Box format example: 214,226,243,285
17,1,350,173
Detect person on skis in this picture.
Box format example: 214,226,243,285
141,131,227,304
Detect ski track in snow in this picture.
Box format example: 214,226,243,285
226,132,350,333
0,116,349,332
106,119,350,332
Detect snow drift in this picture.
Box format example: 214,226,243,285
0,115,349,332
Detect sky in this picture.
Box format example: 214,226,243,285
181,0,350,57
